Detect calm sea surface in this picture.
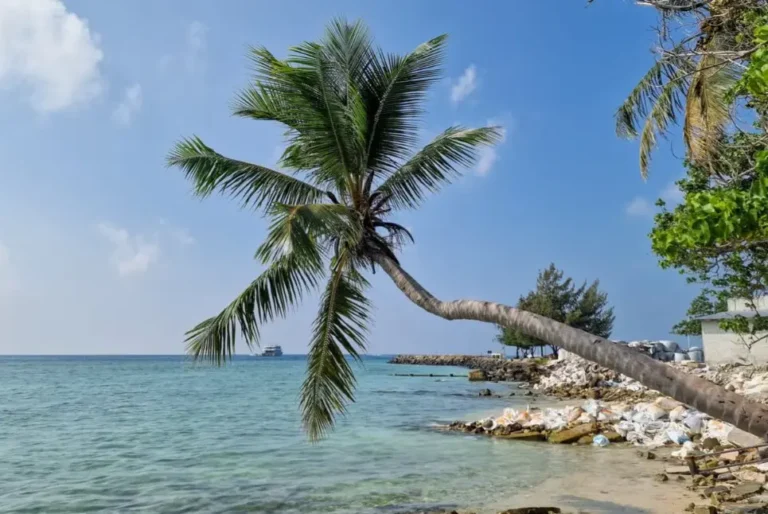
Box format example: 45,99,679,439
0,355,588,513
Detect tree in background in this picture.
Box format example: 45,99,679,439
672,290,727,337
496,264,615,358
495,325,538,358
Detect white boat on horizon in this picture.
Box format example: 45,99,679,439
260,345,283,357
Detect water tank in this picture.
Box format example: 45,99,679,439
674,352,688,362
688,347,704,363
659,340,680,353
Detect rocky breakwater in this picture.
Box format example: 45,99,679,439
532,353,662,401
389,355,545,383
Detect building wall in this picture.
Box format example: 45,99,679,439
701,320,768,365
727,297,768,311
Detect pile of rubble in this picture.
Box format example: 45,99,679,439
533,353,661,401
447,396,737,449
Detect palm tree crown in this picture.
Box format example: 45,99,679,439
167,19,501,440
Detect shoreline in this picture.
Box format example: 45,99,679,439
395,353,768,513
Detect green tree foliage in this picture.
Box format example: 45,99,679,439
647,6,768,351
497,264,615,355
167,19,501,439
672,290,727,336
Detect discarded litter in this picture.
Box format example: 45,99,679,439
593,434,610,447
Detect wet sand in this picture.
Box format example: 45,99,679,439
488,446,698,513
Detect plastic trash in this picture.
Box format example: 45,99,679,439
615,420,634,437
592,434,610,447
583,399,601,417
666,428,691,445
684,414,705,434
671,441,697,458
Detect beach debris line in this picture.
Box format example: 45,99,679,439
447,397,739,448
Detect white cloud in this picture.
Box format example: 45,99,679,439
450,65,477,104
158,219,195,246
660,181,684,205
112,84,142,126
626,196,656,217
0,0,104,112
475,123,507,176
98,223,159,276
185,21,207,72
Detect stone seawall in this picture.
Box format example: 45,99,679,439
388,354,544,382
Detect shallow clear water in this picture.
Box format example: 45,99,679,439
0,356,586,513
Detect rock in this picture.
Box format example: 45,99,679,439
693,507,718,514
468,370,487,382
655,397,684,411
718,503,768,513
497,509,561,514
482,419,494,429
734,470,767,484
479,388,493,397
721,451,741,462
497,431,546,441
601,430,624,442
548,422,597,444
637,450,657,460
576,435,593,445
704,486,729,496
703,438,722,450
654,473,669,483
728,428,765,448
729,482,764,501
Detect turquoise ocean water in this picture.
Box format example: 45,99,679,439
0,355,586,513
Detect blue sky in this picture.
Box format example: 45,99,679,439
0,0,698,355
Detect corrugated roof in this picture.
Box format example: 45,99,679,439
695,310,768,321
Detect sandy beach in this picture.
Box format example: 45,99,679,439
491,446,698,513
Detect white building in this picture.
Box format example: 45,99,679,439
698,297,768,365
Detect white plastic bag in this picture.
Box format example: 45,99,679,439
684,414,705,434
666,428,691,445
593,434,610,447
671,441,697,458
615,420,634,437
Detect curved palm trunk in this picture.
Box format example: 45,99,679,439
375,254,768,439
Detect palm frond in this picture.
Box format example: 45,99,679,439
256,203,360,264
638,67,691,178
375,126,502,209
300,255,370,440
362,35,448,178
234,34,367,186
374,221,414,250
684,50,738,169
615,53,692,139
167,136,325,210
185,253,324,364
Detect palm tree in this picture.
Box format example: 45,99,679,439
168,19,768,440
614,1,747,178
